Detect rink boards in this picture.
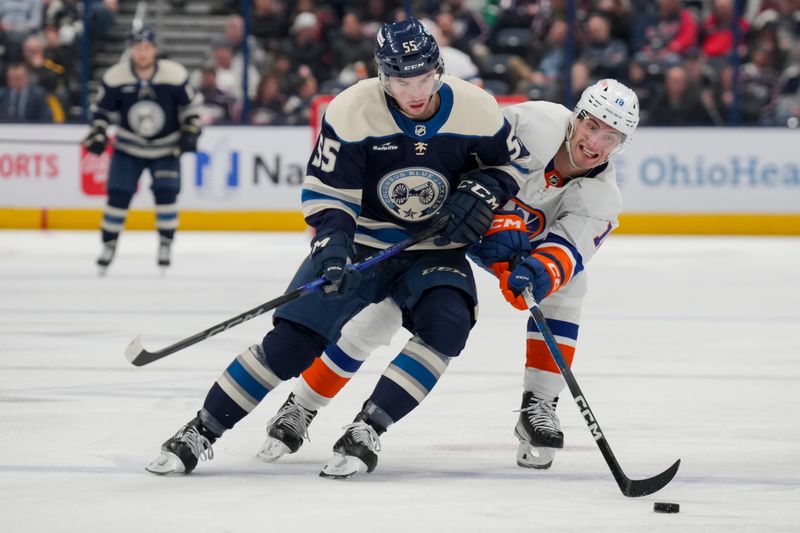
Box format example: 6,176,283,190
1,124,798,235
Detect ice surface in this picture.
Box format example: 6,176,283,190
1,230,798,532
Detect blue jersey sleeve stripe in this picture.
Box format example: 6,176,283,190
544,234,585,275
511,161,529,174
301,190,361,217
303,176,362,205
355,225,411,245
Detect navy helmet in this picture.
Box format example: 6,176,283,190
129,25,157,45
375,18,444,94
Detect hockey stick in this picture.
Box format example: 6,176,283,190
124,217,450,367
522,288,681,497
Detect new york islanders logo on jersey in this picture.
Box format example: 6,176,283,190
511,198,546,240
378,167,448,221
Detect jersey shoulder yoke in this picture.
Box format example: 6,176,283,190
324,78,399,143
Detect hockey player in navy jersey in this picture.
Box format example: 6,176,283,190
84,26,202,274
145,17,529,476
258,79,640,476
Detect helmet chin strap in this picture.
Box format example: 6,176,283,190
564,135,579,169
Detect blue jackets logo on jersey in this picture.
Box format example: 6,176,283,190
378,167,448,221
127,101,166,137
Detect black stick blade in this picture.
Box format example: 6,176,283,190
622,459,681,497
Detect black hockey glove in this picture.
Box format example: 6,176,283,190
310,231,361,298
83,123,108,155
433,171,503,246
177,123,201,154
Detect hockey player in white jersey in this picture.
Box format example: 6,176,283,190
259,79,639,475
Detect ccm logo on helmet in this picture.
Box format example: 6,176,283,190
403,62,425,70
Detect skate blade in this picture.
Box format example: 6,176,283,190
256,438,291,463
516,441,556,470
319,453,369,480
146,451,187,475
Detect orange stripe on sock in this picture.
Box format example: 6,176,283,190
525,338,576,374
301,358,350,399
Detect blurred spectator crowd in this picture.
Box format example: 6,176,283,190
2,0,799,127
0,0,120,122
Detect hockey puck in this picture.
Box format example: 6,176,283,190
653,502,680,513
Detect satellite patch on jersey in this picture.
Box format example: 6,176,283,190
378,167,448,221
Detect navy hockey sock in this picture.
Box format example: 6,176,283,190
153,189,178,241
202,345,283,431
366,336,451,426
101,191,133,243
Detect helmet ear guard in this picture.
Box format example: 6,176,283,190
374,17,445,97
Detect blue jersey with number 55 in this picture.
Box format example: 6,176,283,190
301,75,530,251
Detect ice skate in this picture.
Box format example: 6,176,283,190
257,393,317,462
515,392,563,469
319,420,381,479
146,416,216,475
157,237,172,271
96,240,117,275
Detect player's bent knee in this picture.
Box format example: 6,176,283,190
261,319,328,380
153,189,178,205
107,191,134,209
410,287,473,357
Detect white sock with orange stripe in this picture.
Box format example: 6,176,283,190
293,300,403,411
293,334,376,411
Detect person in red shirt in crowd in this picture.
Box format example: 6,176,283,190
700,0,749,60
632,0,699,73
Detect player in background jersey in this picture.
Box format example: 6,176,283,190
259,79,639,474
145,17,529,476
83,26,202,274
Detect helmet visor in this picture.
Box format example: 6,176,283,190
380,67,443,99
385,69,439,95
575,110,626,151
